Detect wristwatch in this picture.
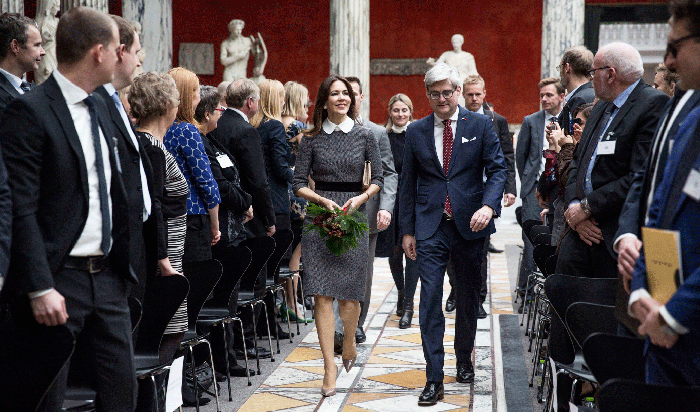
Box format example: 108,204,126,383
580,198,591,216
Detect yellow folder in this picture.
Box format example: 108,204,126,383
641,227,683,305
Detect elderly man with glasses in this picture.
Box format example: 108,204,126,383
555,41,669,283
398,62,506,406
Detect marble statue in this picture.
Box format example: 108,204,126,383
62,0,107,13
131,20,145,78
220,19,267,82
427,34,479,83
250,32,267,84
36,0,60,85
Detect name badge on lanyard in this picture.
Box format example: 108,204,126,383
598,131,616,155
216,153,233,169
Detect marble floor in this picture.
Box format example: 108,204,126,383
233,214,523,412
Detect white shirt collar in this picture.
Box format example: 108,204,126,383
230,107,249,123
392,123,409,133
103,82,117,97
0,67,23,91
476,106,485,115
433,109,459,127
322,116,354,134
53,69,89,105
565,83,583,102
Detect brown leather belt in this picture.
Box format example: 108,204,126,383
63,255,108,274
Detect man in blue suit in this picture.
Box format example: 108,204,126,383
629,0,700,386
399,63,507,406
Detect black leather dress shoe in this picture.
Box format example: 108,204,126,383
488,242,503,253
334,331,343,355
236,346,271,359
456,362,475,383
445,290,456,313
478,303,487,319
418,381,444,406
355,326,366,343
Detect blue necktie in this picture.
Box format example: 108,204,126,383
83,96,111,254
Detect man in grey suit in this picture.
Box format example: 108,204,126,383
334,76,397,346
515,77,565,301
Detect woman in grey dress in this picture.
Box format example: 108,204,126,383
293,76,382,397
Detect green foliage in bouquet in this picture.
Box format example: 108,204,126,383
304,203,369,256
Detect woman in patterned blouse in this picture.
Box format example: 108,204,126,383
165,67,222,263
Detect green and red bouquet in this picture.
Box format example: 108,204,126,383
304,203,369,256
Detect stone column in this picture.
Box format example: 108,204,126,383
330,0,370,120
541,0,585,78
1,0,24,14
62,0,108,13
122,0,172,73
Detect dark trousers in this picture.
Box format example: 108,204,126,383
40,267,135,412
416,218,484,382
358,232,378,327
555,227,617,278
646,333,700,386
447,235,489,304
388,245,419,302
183,214,212,265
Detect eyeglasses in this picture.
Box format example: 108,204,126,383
587,66,611,77
666,33,700,58
428,88,457,100
215,106,226,113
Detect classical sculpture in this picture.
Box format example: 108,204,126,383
427,34,479,82
35,0,60,85
220,19,267,82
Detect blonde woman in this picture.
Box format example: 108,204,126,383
281,81,313,323
378,93,418,329
165,67,221,263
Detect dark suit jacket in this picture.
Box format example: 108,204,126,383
362,120,397,234
484,109,516,196
0,72,21,115
211,110,275,230
516,109,547,199
0,74,135,299
616,91,700,242
257,118,294,215
399,106,507,241
201,132,252,246
631,107,700,335
565,80,668,254
558,81,596,135
94,86,157,299
0,151,11,285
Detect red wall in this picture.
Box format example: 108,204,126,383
172,0,330,115
368,0,542,124
172,0,542,124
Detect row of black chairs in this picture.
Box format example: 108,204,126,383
517,219,700,411
1,228,309,412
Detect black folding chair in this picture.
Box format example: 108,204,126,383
582,332,646,385
181,259,223,412
264,228,295,349
597,378,700,412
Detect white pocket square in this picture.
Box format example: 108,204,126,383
462,136,476,143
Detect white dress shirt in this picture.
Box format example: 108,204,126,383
433,110,459,168
54,70,112,257
103,83,152,221
322,116,354,134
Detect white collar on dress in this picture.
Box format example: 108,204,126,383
322,116,354,134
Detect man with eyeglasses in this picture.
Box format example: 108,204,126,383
556,42,668,283
399,62,506,406
618,0,700,387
